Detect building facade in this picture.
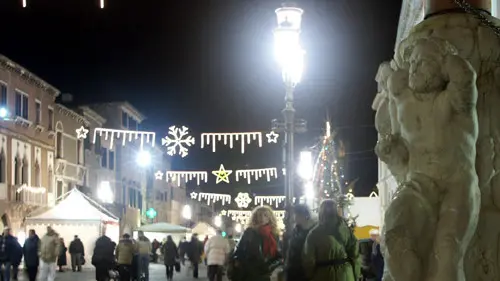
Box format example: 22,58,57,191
53,104,87,202
0,55,59,234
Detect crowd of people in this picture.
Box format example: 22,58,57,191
0,199,385,281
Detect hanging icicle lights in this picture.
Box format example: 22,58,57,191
21,0,105,8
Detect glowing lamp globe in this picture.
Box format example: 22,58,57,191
182,204,192,220
0,108,8,119
136,150,151,167
274,3,305,86
214,215,222,227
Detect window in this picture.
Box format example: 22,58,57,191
122,184,127,205
56,132,63,158
48,107,54,130
14,157,20,185
35,100,41,125
109,151,114,170
34,163,41,187
15,91,28,119
48,169,54,193
21,158,28,184
122,111,128,127
56,181,63,201
0,82,6,106
128,117,136,131
94,135,101,154
101,147,108,168
77,140,83,165
0,151,5,183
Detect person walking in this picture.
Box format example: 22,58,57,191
116,233,137,281
92,234,116,281
205,230,230,281
39,226,60,281
369,229,384,281
57,238,67,272
69,235,85,272
137,231,151,281
228,206,282,281
303,199,361,281
178,238,188,266
23,230,40,281
0,227,22,281
285,204,317,281
162,236,178,281
187,234,203,279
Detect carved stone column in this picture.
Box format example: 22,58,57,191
374,2,500,281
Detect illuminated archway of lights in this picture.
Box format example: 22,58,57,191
22,0,105,8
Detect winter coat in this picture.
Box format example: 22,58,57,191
187,238,203,264
40,231,60,263
116,238,137,265
69,239,85,255
204,235,230,266
137,236,151,255
162,241,178,266
0,235,22,264
371,241,384,281
285,220,316,281
58,242,67,266
303,220,361,281
23,235,40,267
231,227,282,281
92,235,116,270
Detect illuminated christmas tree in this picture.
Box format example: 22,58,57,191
312,122,354,221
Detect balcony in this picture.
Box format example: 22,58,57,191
9,184,47,207
55,159,86,184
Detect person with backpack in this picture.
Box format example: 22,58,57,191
228,206,282,281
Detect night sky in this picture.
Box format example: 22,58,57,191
0,0,401,197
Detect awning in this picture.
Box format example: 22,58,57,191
136,222,190,234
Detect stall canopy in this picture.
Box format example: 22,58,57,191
191,222,216,237
26,188,119,223
136,222,190,234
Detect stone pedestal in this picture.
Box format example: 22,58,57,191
374,9,500,281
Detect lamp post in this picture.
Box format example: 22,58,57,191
272,2,306,235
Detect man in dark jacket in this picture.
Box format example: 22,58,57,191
285,205,316,281
92,235,116,281
0,227,22,281
69,235,85,272
23,230,40,281
187,234,203,278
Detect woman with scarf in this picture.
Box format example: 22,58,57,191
229,206,282,281
303,199,361,281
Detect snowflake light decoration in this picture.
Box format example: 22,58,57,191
162,126,195,158
234,192,252,208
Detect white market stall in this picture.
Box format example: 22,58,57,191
135,222,190,244
191,222,216,238
25,189,119,267
348,192,381,239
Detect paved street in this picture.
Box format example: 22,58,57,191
17,263,208,281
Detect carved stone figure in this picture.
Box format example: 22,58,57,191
375,37,480,281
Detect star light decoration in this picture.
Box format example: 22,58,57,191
162,126,195,158
76,126,89,140
234,192,252,208
154,171,164,180
190,192,198,200
212,164,233,184
266,131,279,143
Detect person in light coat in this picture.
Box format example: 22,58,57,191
204,231,230,281
39,226,60,281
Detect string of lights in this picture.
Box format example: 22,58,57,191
20,0,105,9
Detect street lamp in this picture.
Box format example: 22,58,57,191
298,150,313,180
272,2,306,236
136,150,151,167
234,223,242,234
214,215,222,228
97,181,114,204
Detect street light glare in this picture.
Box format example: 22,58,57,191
182,204,192,220
235,223,242,233
98,181,114,203
0,108,8,119
136,150,151,167
214,215,222,227
304,181,314,199
298,150,313,180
